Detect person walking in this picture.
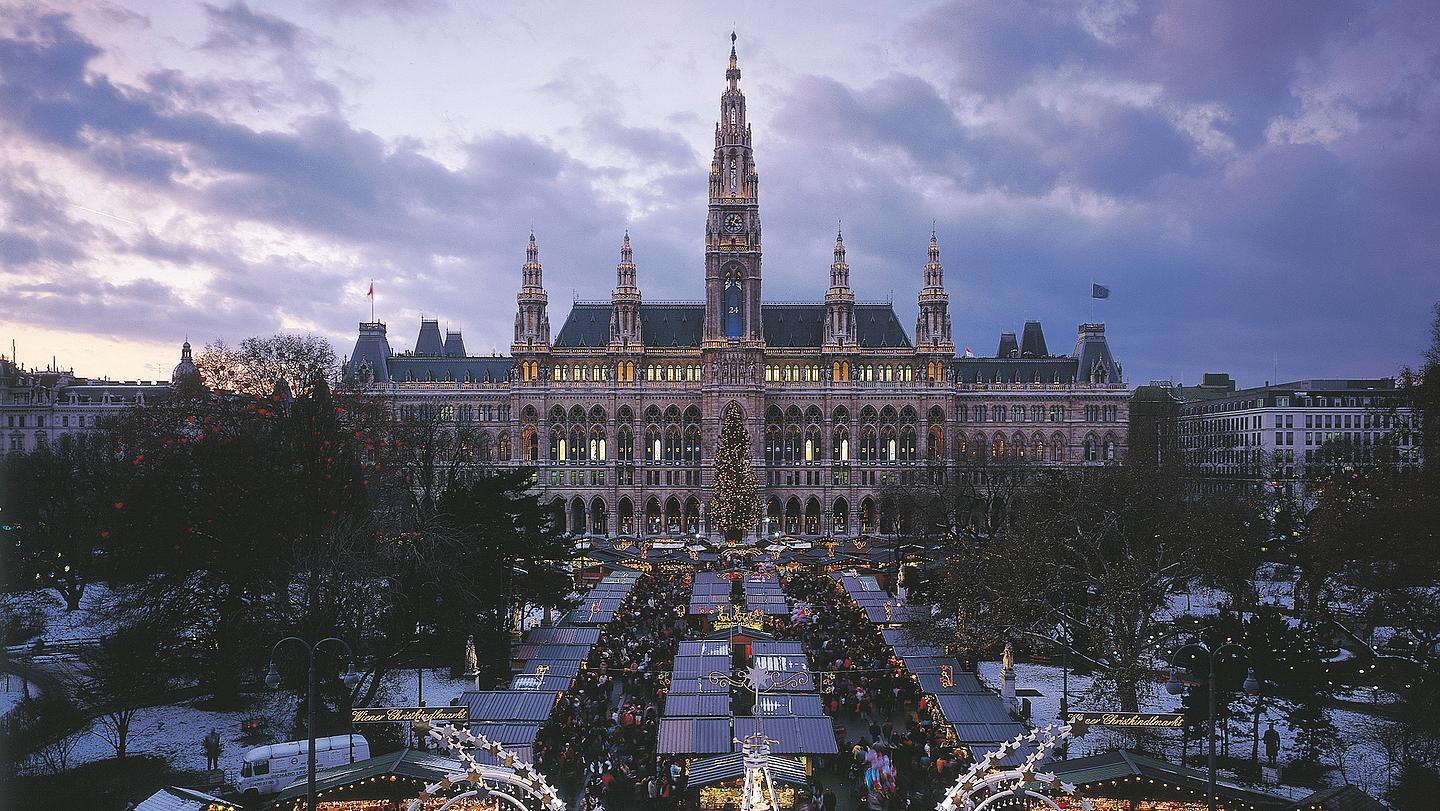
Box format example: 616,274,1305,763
1263,722,1281,766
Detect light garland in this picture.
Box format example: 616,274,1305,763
403,722,566,811
937,722,1092,811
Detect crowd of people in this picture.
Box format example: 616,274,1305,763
533,572,693,810
780,572,976,810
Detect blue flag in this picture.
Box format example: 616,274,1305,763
1091,283,1110,299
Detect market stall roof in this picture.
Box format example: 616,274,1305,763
677,640,735,658
1049,749,1288,808
461,690,559,723
934,693,1017,724
662,693,730,717
861,603,928,625
905,658,986,694
509,671,575,692
524,627,602,645
753,693,825,717
468,721,544,747
1289,785,1387,811
733,716,838,754
950,721,1029,745
515,658,582,677
750,641,806,656
686,752,809,787
272,749,464,804
134,786,236,811
672,655,726,678
511,643,593,662
657,717,734,754
667,675,730,695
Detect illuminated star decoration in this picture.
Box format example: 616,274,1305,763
940,723,1094,811
404,722,567,811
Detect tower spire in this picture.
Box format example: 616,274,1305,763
611,231,642,348
513,232,550,352
825,226,855,349
915,231,953,353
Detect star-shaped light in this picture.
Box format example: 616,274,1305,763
1068,718,1090,737
743,663,771,692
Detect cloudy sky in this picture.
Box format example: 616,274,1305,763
1,0,1436,386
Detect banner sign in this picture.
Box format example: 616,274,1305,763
351,706,469,724
1065,711,1183,728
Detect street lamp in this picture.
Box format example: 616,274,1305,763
1166,641,1258,811
266,636,360,811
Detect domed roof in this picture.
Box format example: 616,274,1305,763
171,340,199,383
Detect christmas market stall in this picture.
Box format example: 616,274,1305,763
684,751,810,811
1046,749,1288,811
271,749,494,811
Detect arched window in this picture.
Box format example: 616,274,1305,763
1104,433,1117,461
618,497,634,535
804,498,821,535
1050,432,1065,462
1084,433,1098,462
570,498,586,536
645,498,662,534
785,497,802,535
723,263,744,339
832,497,849,535
590,498,607,535
1031,433,1044,460
684,497,701,533
832,424,850,462
766,497,782,536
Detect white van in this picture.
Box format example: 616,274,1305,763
237,733,369,799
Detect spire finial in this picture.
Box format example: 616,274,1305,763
837,218,843,241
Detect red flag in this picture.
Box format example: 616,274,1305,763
366,282,374,298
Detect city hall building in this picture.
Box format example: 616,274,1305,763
345,39,1129,540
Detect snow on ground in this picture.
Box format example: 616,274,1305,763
23,691,298,780
26,585,120,643
374,667,475,710
972,660,1402,799
32,666,478,781
0,675,41,717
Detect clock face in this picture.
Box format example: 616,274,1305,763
723,213,743,234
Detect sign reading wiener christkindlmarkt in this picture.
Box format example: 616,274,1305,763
351,706,469,724
1065,711,1184,728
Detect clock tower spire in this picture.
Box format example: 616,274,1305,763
704,32,763,345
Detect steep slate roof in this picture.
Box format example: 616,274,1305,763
385,356,512,383
554,302,912,349
952,358,1078,385
1050,750,1287,807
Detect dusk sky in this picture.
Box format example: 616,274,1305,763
1,0,1436,387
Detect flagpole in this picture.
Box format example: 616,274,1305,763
369,278,375,322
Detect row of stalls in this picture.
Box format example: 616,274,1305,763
570,535,923,581
832,573,1306,811
831,572,1035,768
269,570,645,810
662,572,838,811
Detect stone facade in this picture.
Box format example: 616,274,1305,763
0,343,191,456
345,38,1130,539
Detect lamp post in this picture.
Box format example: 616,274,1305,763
265,637,361,811
1166,641,1259,811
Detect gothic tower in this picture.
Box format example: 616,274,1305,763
512,232,551,352
704,33,763,346
823,228,856,350
915,231,954,354
609,232,642,349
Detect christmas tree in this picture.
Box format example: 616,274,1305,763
710,400,762,542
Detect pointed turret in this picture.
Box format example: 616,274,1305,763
512,232,551,352
915,230,954,354
823,226,856,350
610,231,643,349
